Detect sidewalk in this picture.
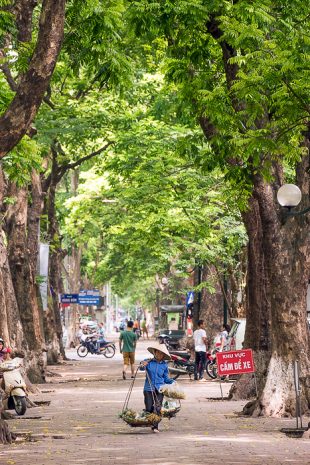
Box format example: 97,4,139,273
0,340,309,465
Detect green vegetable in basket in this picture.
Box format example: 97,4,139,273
120,409,161,426
161,387,185,399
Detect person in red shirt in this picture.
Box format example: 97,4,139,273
0,338,11,363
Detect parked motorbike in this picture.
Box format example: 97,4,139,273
205,350,217,379
0,358,27,415
167,347,220,380
168,352,195,380
77,334,116,358
158,334,180,351
205,347,229,380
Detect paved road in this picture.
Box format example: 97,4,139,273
0,340,309,465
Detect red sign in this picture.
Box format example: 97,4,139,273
216,349,255,376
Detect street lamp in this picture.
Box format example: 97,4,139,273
277,184,302,208
277,184,310,216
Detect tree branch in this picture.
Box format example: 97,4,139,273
56,142,114,182
283,79,310,115
0,56,18,91
206,16,239,89
0,51,56,110
0,0,65,158
13,0,38,42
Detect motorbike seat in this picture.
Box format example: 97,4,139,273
169,351,190,360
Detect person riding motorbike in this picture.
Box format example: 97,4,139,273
94,323,107,352
0,339,11,363
0,338,12,389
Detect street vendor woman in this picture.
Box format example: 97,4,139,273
141,342,174,433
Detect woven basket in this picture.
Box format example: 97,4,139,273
161,406,181,418
120,409,162,428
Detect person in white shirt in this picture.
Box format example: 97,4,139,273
219,324,231,352
193,319,208,381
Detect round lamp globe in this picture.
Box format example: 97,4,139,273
277,184,302,208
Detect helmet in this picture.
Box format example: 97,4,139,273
0,338,4,345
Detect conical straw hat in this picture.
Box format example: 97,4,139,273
147,342,171,360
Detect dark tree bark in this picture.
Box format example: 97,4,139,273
5,179,46,382
0,170,24,351
0,0,65,157
44,152,65,363
66,244,82,348
199,265,224,341
67,169,83,347
241,164,310,416
0,392,14,444
13,0,38,42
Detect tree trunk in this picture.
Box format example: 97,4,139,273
6,180,46,382
0,170,24,351
201,18,310,415
0,0,65,157
0,391,14,444
231,166,310,416
64,170,82,348
254,173,310,416
199,265,224,343
44,162,65,363
66,244,82,348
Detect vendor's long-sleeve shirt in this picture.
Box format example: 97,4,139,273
143,359,174,392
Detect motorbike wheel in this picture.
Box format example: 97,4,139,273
206,360,217,379
77,345,89,358
103,344,115,358
14,396,27,416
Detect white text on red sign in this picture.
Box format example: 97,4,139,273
216,349,255,376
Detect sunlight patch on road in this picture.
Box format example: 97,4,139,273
91,400,123,403
181,434,272,443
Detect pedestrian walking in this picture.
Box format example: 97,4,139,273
141,342,174,433
193,320,207,381
141,319,149,339
119,321,137,380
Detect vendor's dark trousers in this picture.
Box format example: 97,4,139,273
194,351,206,379
144,390,164,428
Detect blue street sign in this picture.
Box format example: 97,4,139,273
79,289,100,297
78,295,100,306
61,294,79,304
61,290,101,305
